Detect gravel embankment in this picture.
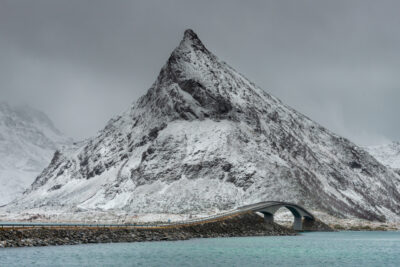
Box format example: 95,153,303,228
0,213,297,248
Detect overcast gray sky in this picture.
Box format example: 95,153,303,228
1,0,399,145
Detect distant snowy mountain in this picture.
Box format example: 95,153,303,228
5,30,400,222
366,142,400,174
0,103,70,205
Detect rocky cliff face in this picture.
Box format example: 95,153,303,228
0,103,69,205
6,30,400,222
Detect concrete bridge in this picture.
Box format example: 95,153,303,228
237,201,315,231
0,201,316,231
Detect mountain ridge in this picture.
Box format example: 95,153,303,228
0,103,70,205
5,30,400,222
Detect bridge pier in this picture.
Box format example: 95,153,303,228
261,211,303,231
258,206,315,231
293,216,302,231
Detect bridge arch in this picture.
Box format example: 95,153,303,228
238,201,315,231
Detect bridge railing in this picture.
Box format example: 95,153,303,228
0,207,245,229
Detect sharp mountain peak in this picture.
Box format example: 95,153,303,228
182,29,202,43
6,30,400,223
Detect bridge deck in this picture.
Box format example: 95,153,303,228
0,201,315,230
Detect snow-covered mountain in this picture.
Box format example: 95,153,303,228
366,142,400,174
0,103,70,205
5,30,400,222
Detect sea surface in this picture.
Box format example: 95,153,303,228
1,231,399,266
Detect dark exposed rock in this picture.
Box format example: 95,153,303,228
148,123,167,141
350,161,362,169
48,184,62,192
177,79,232,116
50,150,62,165
222,163,232,172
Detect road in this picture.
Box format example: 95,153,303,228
0,201,314,229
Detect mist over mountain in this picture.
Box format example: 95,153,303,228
0,103,70,205
5,30,400,222
366,142,400,175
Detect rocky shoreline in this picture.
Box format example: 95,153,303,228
0,213,298,248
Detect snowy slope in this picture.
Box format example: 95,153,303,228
5,30,400,222
366,142,400,169
0,103,70,205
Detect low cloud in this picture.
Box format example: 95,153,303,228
1,0,399,145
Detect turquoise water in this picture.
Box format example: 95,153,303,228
1,232,400,266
